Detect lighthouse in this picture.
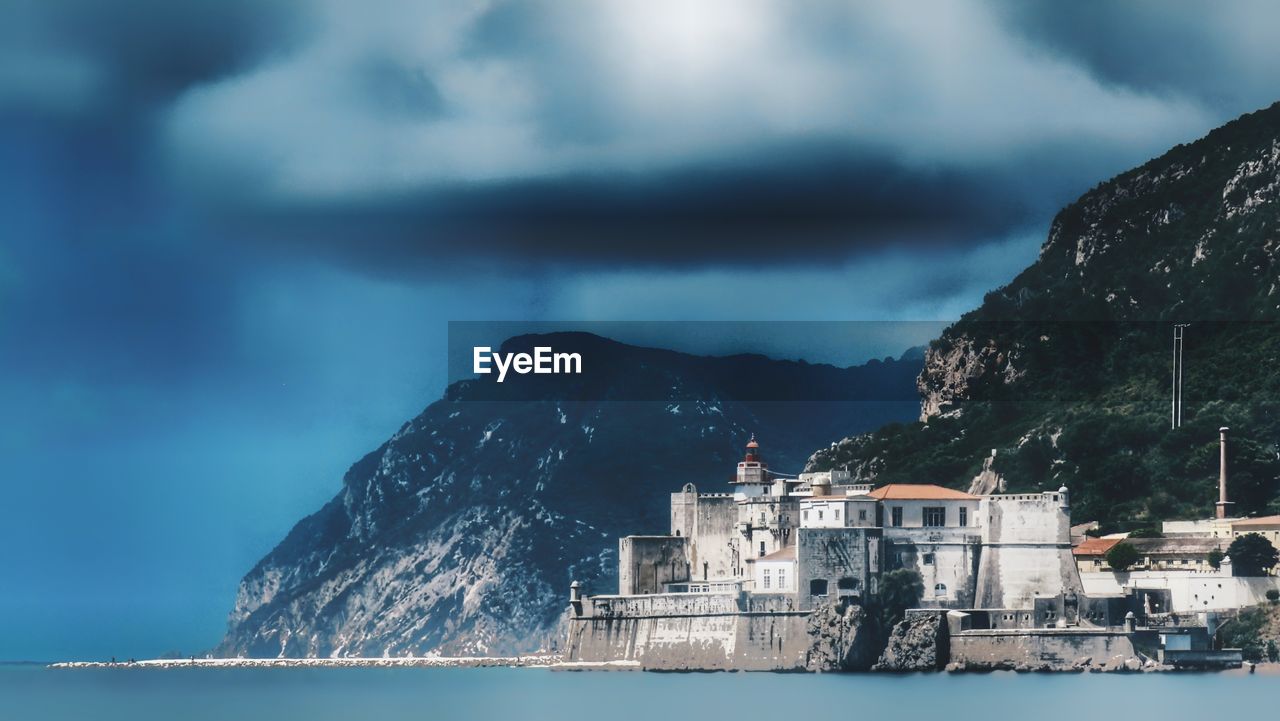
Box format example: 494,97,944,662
735,434,769,486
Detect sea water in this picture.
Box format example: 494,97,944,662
0,663,1273,721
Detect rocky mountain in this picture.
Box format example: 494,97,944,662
809,101,1280,528
217,333,922,657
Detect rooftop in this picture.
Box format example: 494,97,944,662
1073,536,1226,556
867,483,977,501
1124,537,1226,554
800,494,873,504
1232,515,1280,527
1072,537,1120,556
754,546,796,562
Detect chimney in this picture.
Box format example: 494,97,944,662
1215,427,1233,520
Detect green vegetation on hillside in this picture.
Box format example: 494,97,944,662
809,102,1280,528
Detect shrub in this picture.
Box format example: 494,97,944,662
877,568,924,629
1208,549,1225,570
1226,533,1280,577
1266,589,1280,604
1222,608,1267,662
1106,542,1139,572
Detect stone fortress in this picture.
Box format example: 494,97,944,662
563,436,1256,671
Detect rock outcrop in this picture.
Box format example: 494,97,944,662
873,613,947,672
804,601,880,672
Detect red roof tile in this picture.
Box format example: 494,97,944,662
1073,537,1121,556
867,483,977,501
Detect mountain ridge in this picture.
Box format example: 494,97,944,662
808,100,1280,529
217,332,922,657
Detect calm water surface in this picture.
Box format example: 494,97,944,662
1,664,1274,721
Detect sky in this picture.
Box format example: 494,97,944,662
3,0,1280,661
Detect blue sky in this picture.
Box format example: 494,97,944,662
3,0,1280,660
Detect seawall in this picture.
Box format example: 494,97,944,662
950,628,1136,670
564,593,817,671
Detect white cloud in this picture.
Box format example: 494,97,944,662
162,0,1214,201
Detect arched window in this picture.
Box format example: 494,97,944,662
837,577,859,591
934,583,947,597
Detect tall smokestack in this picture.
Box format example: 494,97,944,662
1216,427,1232,520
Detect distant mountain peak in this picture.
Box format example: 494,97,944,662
218,337,923,657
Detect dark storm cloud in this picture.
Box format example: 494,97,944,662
220,143,1057,271
0,0,303,113
9,1,1280,276
995,0,1280,114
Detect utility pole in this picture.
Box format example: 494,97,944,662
1172,324,1190,429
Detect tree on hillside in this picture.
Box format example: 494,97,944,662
1106,542,1139,572
877,569,923,628
1227,533,1279,577
1208,549,1225,570
1220,607,1268,662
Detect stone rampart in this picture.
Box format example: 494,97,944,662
949,628,1135,670
564,593,840,671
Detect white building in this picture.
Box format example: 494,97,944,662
799,495,878,528
751,546,796,593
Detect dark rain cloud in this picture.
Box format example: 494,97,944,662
7,0,1279,278
0,0,303,113
217,143,1064,273
995,0,1280,114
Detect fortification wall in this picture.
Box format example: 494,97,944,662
884,530,981,609
685,496,740,581
950,629,1136,670
975,494,1082,609
1080,571,1280,612
563,593,815,671
618,536,690,595
797,527,880,609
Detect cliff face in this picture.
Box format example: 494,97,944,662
918,102,1280,421
812,102,1280,527
217,333,921,657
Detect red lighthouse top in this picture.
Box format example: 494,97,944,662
744,434,760,462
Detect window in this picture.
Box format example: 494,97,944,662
923,507,946,527
858,509,867,521
922,552,935,565
810,579,828,597
818,510,824,520
959,507,968,527
778,568,786,590
834,508,840,520
763,569,772,589
891,507,903,527
837,577,858,590
759,541,766,557
934,583,947,597
803,510,809,521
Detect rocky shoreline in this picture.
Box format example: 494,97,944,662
47,655,573,670
45,655,1272,674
